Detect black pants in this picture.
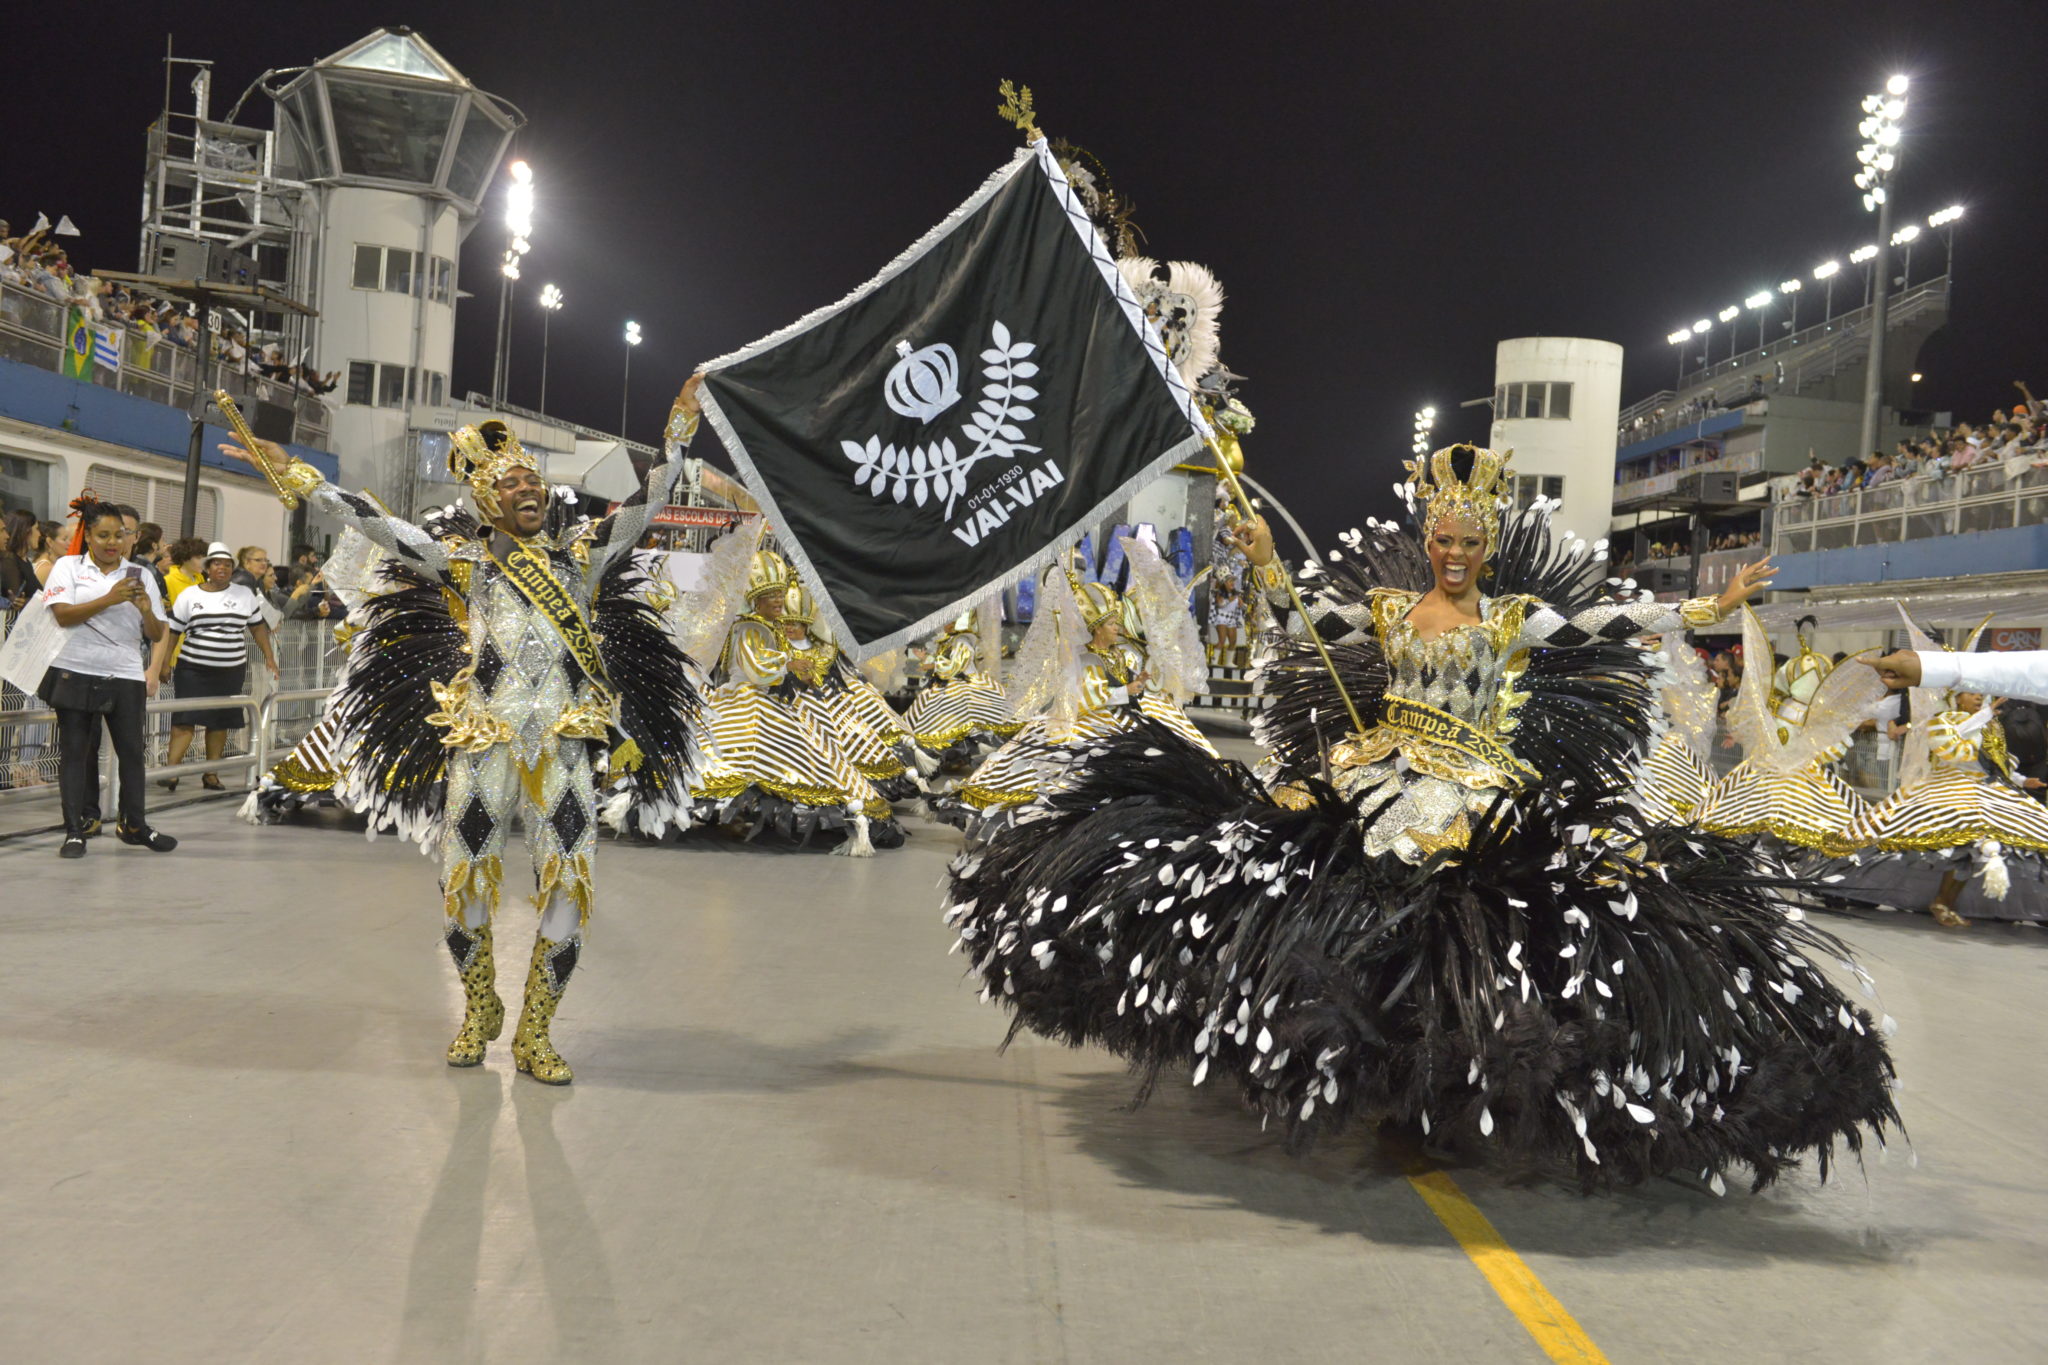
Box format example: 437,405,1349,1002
56,678,148,834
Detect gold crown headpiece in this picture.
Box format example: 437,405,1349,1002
781,581,817,625
447,420,541,519
746,549,794,603
1403,444,1513,549
1074,579,1121,631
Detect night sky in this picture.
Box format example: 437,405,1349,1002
12,0,2047,548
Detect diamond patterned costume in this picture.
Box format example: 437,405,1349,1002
236,412,703,1082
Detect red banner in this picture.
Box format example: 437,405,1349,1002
650,505,757,528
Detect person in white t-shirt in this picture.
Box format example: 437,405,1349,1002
38,497,175,857
148,542,276,791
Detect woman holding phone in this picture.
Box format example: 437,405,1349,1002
38,496,176,858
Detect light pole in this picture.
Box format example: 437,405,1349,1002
537,283,563,415
1850,243,1879,308
621,320,641,437
491,160,534,411
1812,259,1840,323
1690,317,1712,386
1891,223,1920,289
1745,290,1773,353
1778,278,1802,338
1719,306,1739,366
1666,328,1693,389
1928,203,1964,278
1854,73,1908,459
1411,405,1436,457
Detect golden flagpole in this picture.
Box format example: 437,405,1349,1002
998,81,1368,738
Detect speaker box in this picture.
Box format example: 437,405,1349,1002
154,235,210,279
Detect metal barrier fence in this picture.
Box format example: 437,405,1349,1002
0,616,342,808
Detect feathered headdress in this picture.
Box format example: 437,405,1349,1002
1403,444,1513,550
1116,257,1225,389
446,420,540,519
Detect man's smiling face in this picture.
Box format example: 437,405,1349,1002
493,468,549,537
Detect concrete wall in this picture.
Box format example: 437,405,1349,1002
313,187,462,513
1489,337,1623,547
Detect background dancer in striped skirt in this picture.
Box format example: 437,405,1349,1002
903,610,1021,774
689,550,898,852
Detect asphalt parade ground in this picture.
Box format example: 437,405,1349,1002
3,790,2045,1363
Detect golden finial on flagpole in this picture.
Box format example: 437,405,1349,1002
996,80,1041,142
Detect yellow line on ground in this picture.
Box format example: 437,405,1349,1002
1405,1167,1611,1365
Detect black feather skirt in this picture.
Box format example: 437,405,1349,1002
947,722,1902,1192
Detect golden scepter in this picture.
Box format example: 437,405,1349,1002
213,389,300,509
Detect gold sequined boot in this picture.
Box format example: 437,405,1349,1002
444,921,505,1066
511,935,580,1084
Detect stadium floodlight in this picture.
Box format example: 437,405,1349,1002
1667,329,1692,345
1745,291,1773,310
620,321,643,437
1813,260,1840,279
1928,204,1964,228
536,284,564,414
1693,318,1712,333
1854,74,1908,460
1779,279,1802,293
1891,224,1920,246
1850,244,1878,264
1718,306,1739,323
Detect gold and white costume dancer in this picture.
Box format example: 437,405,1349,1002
777,584,923,803
1695,611,1885,854
691,551,894,851
1635,635,1720,827
1828,616,2048,924
902,611,1021,767
946,565,1212,829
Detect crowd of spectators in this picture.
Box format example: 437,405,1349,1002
1782,398,2048,501
1633,529,1761,565
2,215,338,395
2,493,338,624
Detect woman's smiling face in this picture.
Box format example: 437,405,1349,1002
1427,514,1486,593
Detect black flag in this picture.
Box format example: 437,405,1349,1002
698,141,1207,660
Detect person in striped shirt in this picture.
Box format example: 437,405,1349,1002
148,543,276,791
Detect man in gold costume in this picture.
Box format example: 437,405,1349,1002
221,380,706,1083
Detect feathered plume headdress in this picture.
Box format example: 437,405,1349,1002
1116,257,1225,390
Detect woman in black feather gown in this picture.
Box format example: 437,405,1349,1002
947,446,1901,1191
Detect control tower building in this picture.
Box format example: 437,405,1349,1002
263,28,523,515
